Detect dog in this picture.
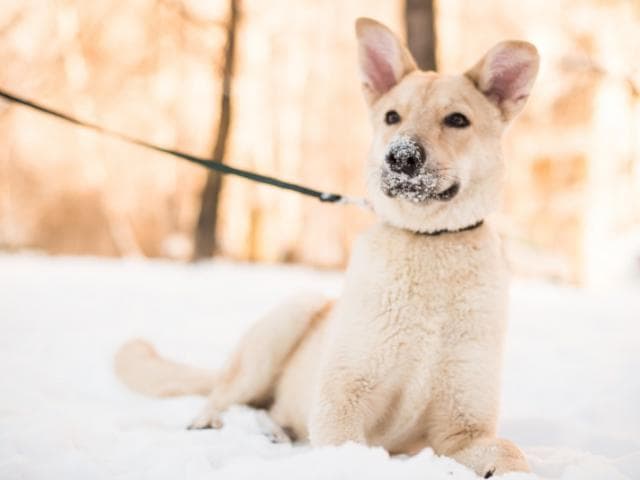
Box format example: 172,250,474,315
115,17,539,478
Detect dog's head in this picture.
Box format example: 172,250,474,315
356,18,539,233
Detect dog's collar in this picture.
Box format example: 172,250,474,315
415,219,484,236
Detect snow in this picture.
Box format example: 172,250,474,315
1,254,638,479
380,166,439,203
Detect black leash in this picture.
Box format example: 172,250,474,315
0,89,367,206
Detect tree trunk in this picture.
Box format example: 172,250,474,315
405,0,437,71
191,0,238,261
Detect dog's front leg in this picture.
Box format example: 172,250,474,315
308,368,374,446
449,436,530,477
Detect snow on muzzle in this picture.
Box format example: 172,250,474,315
381,135,460,203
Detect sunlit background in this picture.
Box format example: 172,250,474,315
1,0,639,285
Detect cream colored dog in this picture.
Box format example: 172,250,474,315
116,18,539,478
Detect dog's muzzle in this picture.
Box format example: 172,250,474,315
381,136,460,203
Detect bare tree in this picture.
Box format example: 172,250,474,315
405,0,437,71
192,0,238,261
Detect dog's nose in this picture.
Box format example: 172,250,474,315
385,137,425,177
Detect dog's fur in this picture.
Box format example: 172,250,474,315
115,18,539,478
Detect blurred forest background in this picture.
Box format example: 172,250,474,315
0,0,639,285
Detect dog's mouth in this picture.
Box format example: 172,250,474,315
380,169,460,203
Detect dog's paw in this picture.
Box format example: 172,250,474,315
255,410,292,444
264,428,291,444
187,407,223,430
483,467,496,478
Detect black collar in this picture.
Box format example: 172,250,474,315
416,219,484,236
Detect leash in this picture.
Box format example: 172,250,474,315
0,89,368,208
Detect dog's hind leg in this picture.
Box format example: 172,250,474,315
188,293,332,430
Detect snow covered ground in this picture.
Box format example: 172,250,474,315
1,254,638,479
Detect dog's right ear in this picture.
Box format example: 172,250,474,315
355,18,417,104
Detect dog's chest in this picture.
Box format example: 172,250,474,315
331,222,507,444
338,222,506,352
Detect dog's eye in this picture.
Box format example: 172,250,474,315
443,112,470,128
385,110,401,125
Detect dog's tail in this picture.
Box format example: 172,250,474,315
114,293,332,399
115,339,216,397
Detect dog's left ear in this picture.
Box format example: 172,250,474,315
355,18,417,104
466,41,539,121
